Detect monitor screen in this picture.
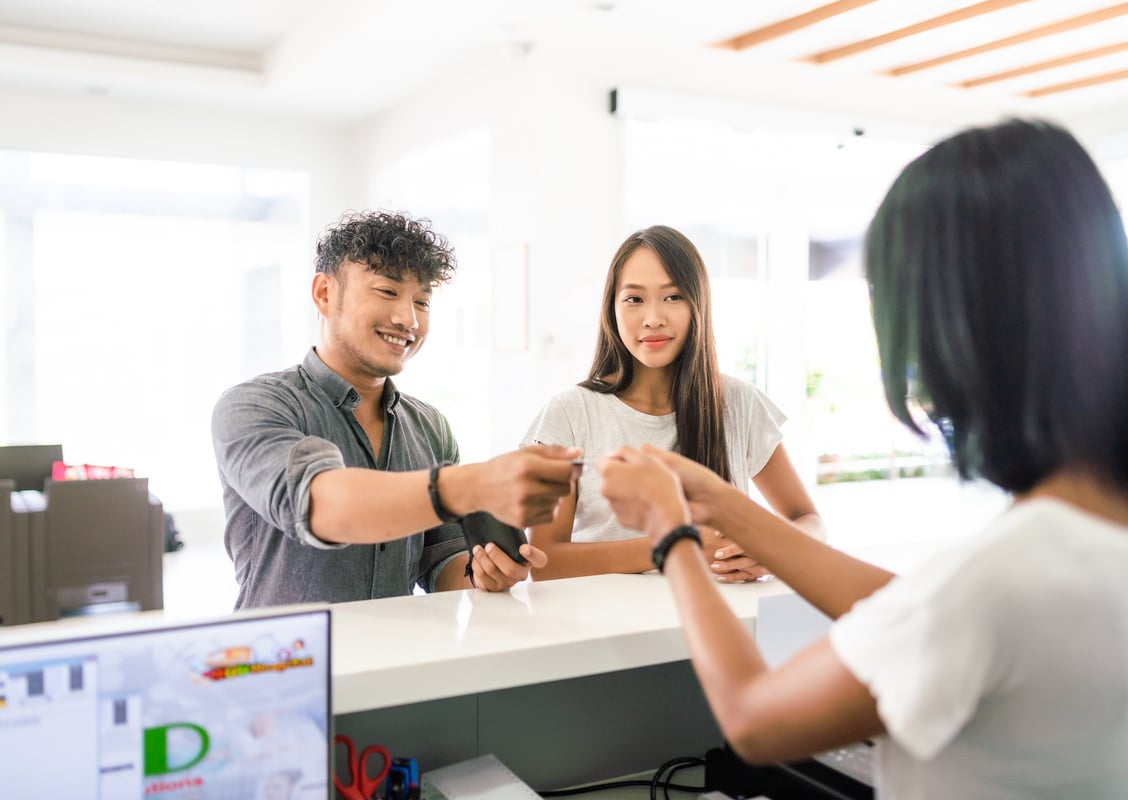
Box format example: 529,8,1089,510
0,607,332,799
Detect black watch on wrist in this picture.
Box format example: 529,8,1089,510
651,525,702,573
428,464,461,524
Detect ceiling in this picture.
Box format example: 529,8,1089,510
0,0,1125,130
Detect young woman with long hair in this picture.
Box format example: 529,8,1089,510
523,225,824,580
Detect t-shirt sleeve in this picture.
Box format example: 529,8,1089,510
828,552,1001,760
741,384,787,476
521,394,578,448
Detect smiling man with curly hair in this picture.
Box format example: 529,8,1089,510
212,210,578,609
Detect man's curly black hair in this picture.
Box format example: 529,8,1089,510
315,210,457,286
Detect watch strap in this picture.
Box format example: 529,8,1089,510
651,525,702,573
428,464,461,524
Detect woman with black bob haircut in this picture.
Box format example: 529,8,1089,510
523,225,824,581
597,119,1128,797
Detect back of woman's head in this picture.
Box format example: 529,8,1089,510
866,118,1128,493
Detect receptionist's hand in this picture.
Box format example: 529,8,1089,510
597,446,692,542
630,446,731,530
469,542,548,592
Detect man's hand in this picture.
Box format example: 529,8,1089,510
443,444,581,529
469,542,549,592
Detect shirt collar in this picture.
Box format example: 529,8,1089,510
303,347,401,413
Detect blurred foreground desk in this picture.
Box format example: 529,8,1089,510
332,573,790,791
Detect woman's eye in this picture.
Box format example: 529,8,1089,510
415,300,431,310
622,296,641,304
666,294,684,302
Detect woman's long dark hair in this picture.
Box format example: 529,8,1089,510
580,225,732,482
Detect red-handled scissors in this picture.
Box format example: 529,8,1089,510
334,734,391,800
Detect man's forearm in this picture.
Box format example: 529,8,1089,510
308,467,444,544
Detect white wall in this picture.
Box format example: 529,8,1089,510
354,49,625,459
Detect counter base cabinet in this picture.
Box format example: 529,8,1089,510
334,659,721,791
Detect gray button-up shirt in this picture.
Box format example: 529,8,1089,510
212,348,466,609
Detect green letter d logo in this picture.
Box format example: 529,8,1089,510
144,722,210,776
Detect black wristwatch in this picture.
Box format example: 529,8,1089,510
651,525,702,573
427,464,461,524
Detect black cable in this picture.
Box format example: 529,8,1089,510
663,759,705,800
540,779,653,797
650,756,705,800
536,756,705,798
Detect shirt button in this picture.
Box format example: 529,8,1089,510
379,543,386,551
345,390,358,406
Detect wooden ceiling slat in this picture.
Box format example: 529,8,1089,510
1026,66,1128,96
960,42,1128,87
888,2,1128,76
714,0,879,51
805,0,1031,64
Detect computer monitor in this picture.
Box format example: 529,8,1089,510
0,606,332,799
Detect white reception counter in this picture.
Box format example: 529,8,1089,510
331,572,791,715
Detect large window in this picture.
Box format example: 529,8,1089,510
0,151,309,510
622,114,929,484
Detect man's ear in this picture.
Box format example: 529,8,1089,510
311,272,332,315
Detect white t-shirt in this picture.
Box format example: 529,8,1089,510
521,375,785,542
830,498,1128,799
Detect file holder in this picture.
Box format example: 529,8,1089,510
6,487,37,626
41,477,164,620
0,480,15,626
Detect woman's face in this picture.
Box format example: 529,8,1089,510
613,246,692,374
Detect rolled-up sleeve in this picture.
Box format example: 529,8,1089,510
418,524,468,593
212,381,347,549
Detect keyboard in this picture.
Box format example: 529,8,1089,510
811,740,874,787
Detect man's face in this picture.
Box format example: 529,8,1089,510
320,260,432,380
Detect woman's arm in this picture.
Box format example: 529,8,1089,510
526,486,656,579
753,444,827,541
613,445,895,619
599,448,884,763
663,541,884,763
712,444,829,582
706,482,892,619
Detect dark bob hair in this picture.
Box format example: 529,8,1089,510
865,118,1128,493
315,209,456,287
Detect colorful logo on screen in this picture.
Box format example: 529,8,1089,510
199,640,313,682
